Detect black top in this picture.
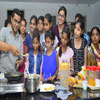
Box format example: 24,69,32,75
69,38,87,75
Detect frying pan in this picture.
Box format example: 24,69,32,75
5,71,23,82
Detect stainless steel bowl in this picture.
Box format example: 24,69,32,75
25,74,40,93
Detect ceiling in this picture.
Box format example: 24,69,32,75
0,0,100,4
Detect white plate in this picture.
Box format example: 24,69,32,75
39,83,55,92
88,85,100,90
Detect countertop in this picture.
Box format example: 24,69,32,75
0,88,100,100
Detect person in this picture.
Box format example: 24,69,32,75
41,30,59,83
19,18,27,72
25,30,42,74
37,16,44,52
0,8,23,73
69,20,87,75
4,18,11,27
37,16,44,36
24,15,37,54
53,6,69,46
56,26,74,77
74,13,90,46
41,13,58,53
87,26,100,66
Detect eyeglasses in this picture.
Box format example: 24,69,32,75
58,14,65,19
14,19,21,25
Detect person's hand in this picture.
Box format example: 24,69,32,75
48,75,56,82
15,59,23,69
40,75,44,83
11,46,20,56
70,68,74,76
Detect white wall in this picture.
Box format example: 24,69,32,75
93,1,100,27
0,2,95,32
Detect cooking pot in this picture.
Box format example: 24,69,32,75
5,71,23,83
25,74,40,93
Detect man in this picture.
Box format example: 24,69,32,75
0,8,23,73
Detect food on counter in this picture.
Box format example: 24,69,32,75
69,77,82,88
44,86,55,91
23,53,29,57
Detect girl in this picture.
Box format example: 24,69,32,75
41,13,58,53
69,20,87,75
53,6,69,46
19,18,27,72
37,16,44,36
25,15,37,53
41,31,59,82
56,26,74,77
87,26,100,66
26,31,42,74
37,16,44,51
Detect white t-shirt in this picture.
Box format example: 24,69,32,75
56,46,74,68
34,54,37,74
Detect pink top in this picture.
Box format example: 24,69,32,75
56,46,74,68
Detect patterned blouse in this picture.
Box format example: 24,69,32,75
69,38,87,75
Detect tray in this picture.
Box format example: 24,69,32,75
88,85,100,90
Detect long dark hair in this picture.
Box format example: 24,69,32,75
30,15,37,25
89,26,100,46
45,30,55,45
19,18,27,37
75,19,84,38
58,6,67,24
59,27,70,57
32,29,40,51
44,13,52,29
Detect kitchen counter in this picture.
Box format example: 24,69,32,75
0,88,100,100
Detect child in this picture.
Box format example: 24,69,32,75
37,16,44,37
19,18,27,72
56,26,74,77
25,15,37,53
41,13,58,53
87,26,100,66
25,31,42,74
69,20,87,75
74,13,90,46
41,31,59,83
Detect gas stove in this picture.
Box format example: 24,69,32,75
0,83,24,94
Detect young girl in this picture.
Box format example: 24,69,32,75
25,15,37,53
25,31,42,74
19,18,27,72
37,16,44,36
56,26,74,77
41,13,58,53
41,31,59,82
69,20,87,75
87,26,100,66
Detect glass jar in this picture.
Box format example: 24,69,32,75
96,67,100,87
97,60,100,67
60,62,69,90
86,66,90,84
89,66,96,86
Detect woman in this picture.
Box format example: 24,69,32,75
53,6,69,46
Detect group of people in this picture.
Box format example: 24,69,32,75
0,6,100,83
